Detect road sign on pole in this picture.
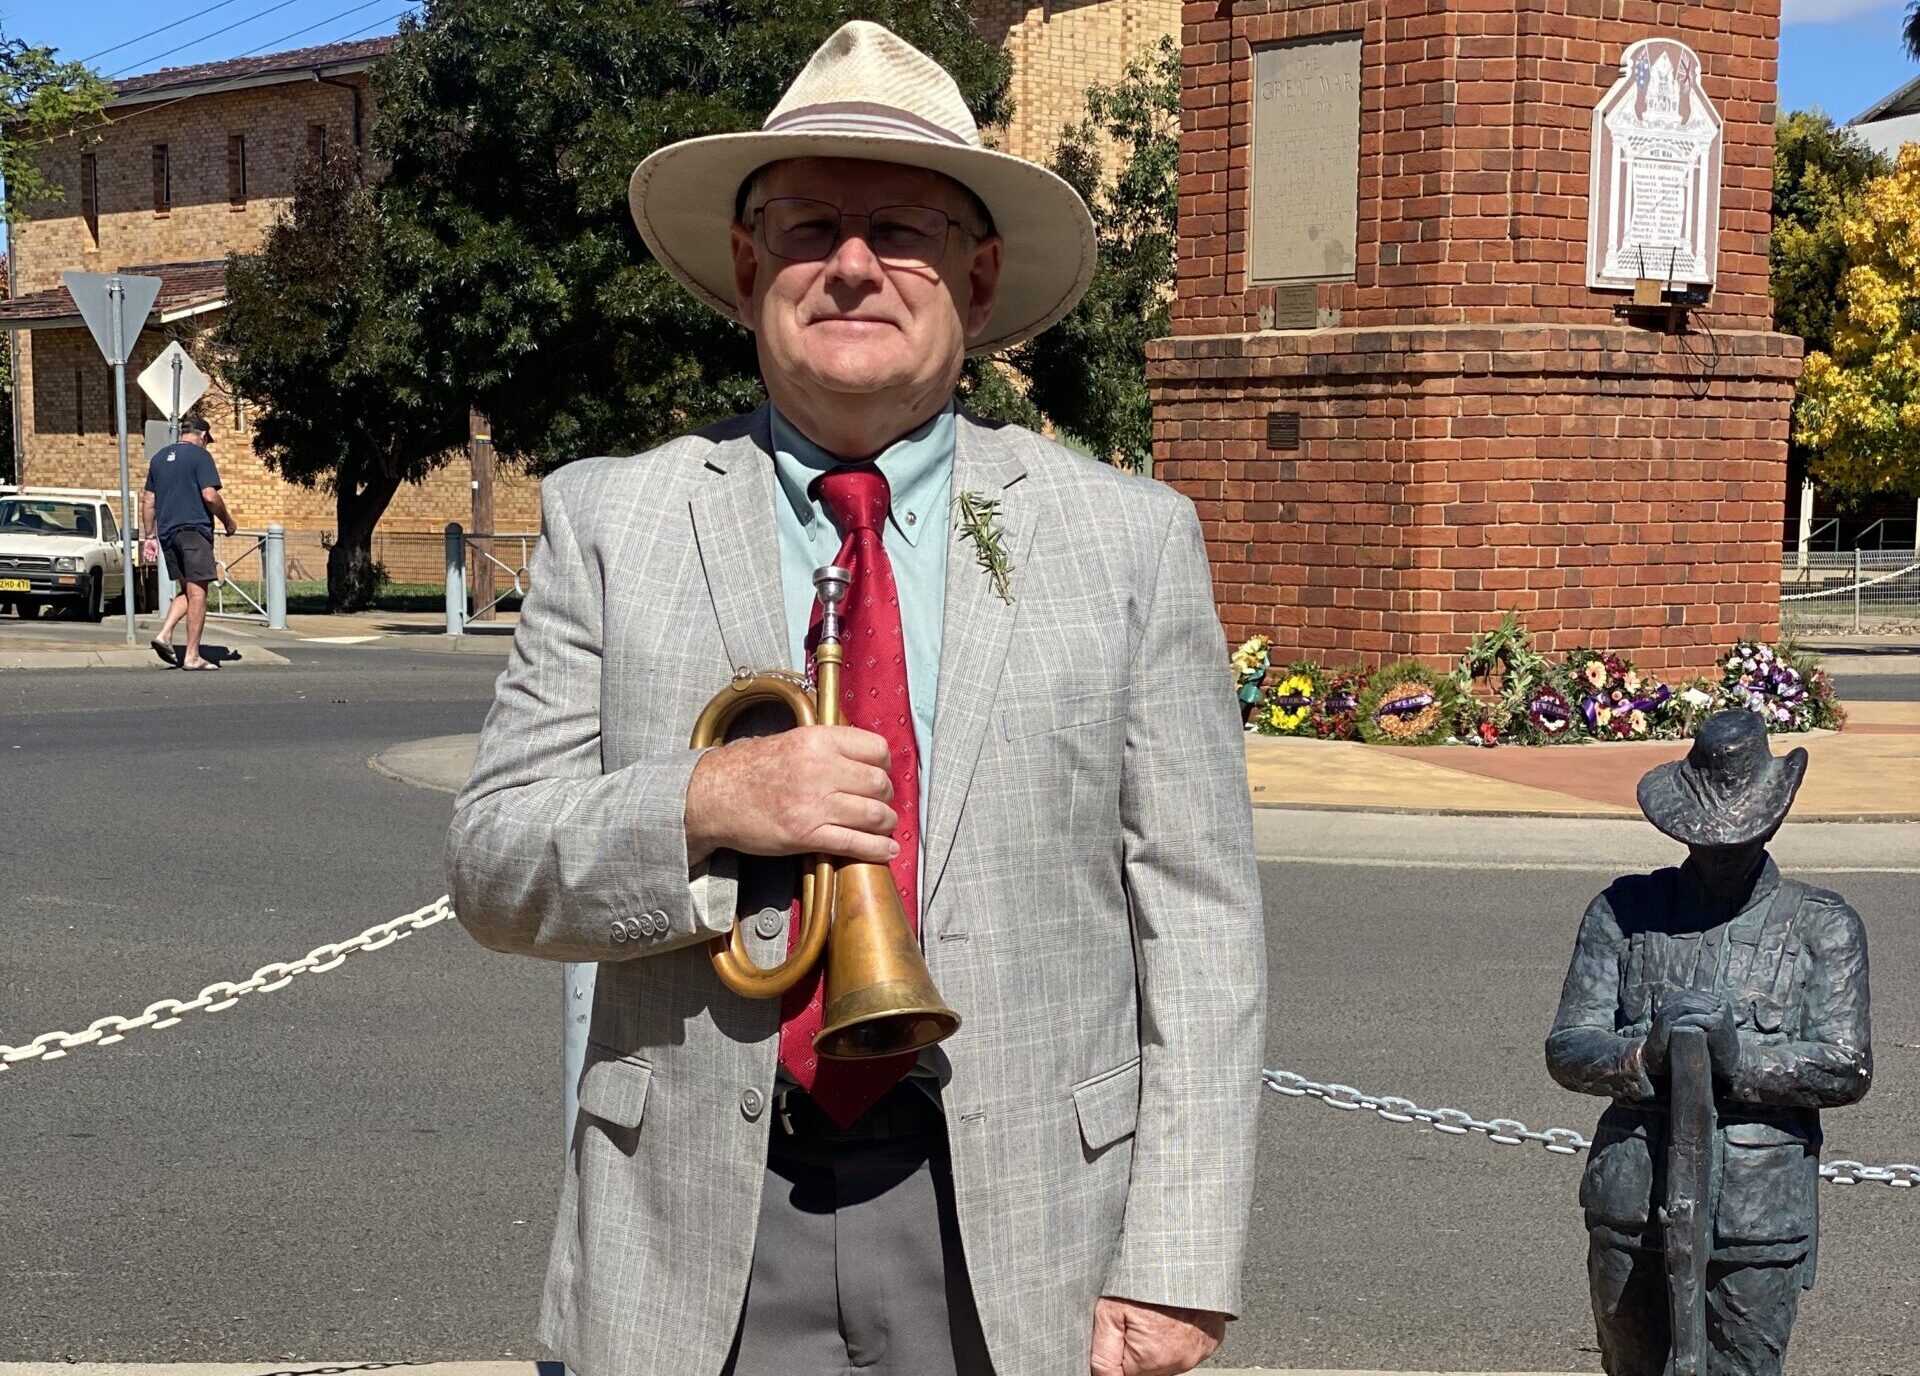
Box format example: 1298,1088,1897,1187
137,341,209,422
64,271,162,645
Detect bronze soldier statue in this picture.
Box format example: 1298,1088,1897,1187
1546,710,1871,1376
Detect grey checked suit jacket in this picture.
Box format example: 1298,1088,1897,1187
447,407,1266,1376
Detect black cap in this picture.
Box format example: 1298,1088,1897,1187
180,415,212,437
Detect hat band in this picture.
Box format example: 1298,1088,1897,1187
763,100,977,148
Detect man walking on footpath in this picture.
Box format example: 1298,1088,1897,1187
143,415,237,670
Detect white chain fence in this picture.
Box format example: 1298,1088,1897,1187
0,896,454,1071
1265,1069,1920,1189
3,903,1913,1196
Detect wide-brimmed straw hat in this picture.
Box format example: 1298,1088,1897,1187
628,20,1096,355
1637,709,1809,848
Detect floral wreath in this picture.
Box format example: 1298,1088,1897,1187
1524,684,1575,741
1258,664,1323,736
1356,660,1457,747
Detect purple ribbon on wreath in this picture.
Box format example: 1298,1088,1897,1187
1378,691,1435,720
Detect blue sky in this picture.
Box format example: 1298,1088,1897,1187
0,0,1913,126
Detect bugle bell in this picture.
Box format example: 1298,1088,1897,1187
688,565,960,1060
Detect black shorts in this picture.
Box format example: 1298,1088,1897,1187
161,527,217,584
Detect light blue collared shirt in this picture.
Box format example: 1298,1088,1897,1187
768,403,953,857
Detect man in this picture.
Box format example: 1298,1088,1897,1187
1547,710,1872,1376
142,415,237,670
448,22,1265,1376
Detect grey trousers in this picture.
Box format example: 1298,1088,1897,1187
721,1087,995,1376
1589,1239,1805,1376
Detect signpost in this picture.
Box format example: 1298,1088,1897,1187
137,340,210,438
64,271,163,643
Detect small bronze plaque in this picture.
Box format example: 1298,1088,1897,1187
1270,285,1318,330
1266,412,1302,451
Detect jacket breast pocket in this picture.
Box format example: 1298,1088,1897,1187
1580,1109,1655,1230
578,1041,653,1132
1717,1121,1816,1245
1072,1056,1141,1157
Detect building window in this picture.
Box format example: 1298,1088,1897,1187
232,392,247,433
307,124,328,164
80,152,98,240
228,134,247,206
152,143,171,215
74,365,85,437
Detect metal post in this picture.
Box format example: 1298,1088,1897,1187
444,522,466,636
1913,497,1919,559
109,277,137,644
563,962,598,1150
1854,547,1862,635
1796,478,1814,574
265,523,287,630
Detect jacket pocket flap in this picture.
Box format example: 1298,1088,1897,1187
1723,1120,1805,1148
579,1044,653,1129
1072,1056,1142,1152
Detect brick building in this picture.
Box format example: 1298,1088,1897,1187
978,0,1181,161
1,38,539,584
1150,0,1801,676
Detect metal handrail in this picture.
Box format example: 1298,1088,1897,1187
209,531,270,621
468,531,535,621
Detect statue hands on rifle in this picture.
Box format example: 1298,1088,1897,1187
1642,988,1739,1079
1546,710,1872,1376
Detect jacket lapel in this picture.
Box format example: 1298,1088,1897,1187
921,417,1034,915
689,406,789,676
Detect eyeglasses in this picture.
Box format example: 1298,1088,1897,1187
750,197,978,269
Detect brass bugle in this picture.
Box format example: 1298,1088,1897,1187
688,565,960,1060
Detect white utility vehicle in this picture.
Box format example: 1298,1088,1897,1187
0,487,146,621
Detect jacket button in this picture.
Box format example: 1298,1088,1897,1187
625,917,643,940
755,909,785,940
611,921,628,944
741,1088,765,1121
649,908,669,930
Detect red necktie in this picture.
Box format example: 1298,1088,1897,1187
778,464,921,1126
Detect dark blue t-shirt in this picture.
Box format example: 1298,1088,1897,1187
143,442,222,537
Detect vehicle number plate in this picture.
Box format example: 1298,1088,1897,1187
0,578,29,592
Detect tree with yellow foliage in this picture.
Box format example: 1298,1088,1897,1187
1797,145,1920,497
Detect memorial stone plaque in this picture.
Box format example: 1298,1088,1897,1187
1587,38,1724,292
1250,36,1361,285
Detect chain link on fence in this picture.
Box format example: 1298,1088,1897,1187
1263,1068,1919,1188
1780,550,1920,635
0,896,454,1072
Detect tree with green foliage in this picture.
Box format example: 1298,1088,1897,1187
214,154,468,609
1906,1,1920,59
374,0,1012,472
1005,35,1178,472
1796,145,1920,497
1772,111,1889,358
0,34,109,222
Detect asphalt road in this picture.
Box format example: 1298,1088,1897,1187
2,647,1914,1372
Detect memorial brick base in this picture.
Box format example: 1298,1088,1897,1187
1151,324,1800,675
1153,0,1802,677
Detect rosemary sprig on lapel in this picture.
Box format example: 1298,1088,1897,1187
953,490,1014,604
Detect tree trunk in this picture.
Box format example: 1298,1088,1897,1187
328,474,403,612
